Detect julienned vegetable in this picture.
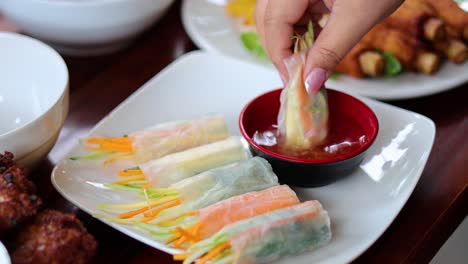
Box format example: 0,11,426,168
240,32,268,59
175,201,331,264
381,51,403,76
107,137,249,190
96,157,278,226
136,185,299,249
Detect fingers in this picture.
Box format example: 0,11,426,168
255,0,268,50
303,0,403,93
261,0,310,82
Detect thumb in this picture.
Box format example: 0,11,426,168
303,4,388,94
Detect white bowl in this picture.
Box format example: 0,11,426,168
0,0,174,56
0,241,10,264
0,32,69,169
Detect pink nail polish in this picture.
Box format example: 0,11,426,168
304,68,327,94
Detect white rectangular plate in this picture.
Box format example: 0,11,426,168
52,51,435,264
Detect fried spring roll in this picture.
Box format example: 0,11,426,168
386,0,446,41
434,38,468,63
424,18,447,42
362,24,441,74
420,0,468,41
359,51,386,77
335,42,385,78
415,51,441,75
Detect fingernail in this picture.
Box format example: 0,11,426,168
304,68,327,94
280,73,287,87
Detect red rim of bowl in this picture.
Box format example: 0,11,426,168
239,88,379,164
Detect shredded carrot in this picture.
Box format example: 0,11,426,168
196,241,230,264
87,137,131,145
141,182,152,190
176,227,197,241
173,236,188,248
118,169,143,177
118,206,152,219
140,215,157,223
101,141,133,152
191,222,202,240
181,222,202,243
114,175,146,184
173,253,189,261
186,211,199,217
101,196,178,210
144,200,181,217
166,233,182,244
103,154,134,166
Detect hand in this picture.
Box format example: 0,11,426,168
255,0,403,90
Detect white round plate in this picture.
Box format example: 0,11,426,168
182,0,468,100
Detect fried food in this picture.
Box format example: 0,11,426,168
0,152,42,236
336,42,385,78
0,151,15,174
9,210,97,264
0,186,42,236
362,24,441,75
434,38,468,63
421,0,468,41
386,0,446,41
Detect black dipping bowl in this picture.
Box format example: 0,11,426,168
239,89,379,187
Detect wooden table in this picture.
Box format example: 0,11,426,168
14,1,468,263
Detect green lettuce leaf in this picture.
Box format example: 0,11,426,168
381,52,402,77
328,72,340,80
241,32,268,60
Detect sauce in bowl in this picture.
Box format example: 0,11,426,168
253,115,368,160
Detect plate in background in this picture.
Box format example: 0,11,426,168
181,0,468,100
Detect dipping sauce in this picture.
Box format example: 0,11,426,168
253,115,368,160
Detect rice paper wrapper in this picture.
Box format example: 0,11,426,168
130,115,229,163
230,200,331,263
173,157,278,204
155,158,279,225
197,185,299,238
140,137,249,188
277,52,329,152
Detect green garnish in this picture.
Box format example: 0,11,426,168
381,51,402,77
328,72,340,80
123,166,140,172
304,21,315,47
240,32,268,59
69,151,114,161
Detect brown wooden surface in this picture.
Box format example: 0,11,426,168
8,1,468,263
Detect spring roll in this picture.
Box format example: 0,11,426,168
421,0,468,41
109,137,249,190
335,42,385,78
434,38,468,63
177,201,331,264
98,157,279,225
76,115,230,164
386,0,446,41
137,185,299,247
139,137,249,188
277,23,328,152
363,24,441,74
